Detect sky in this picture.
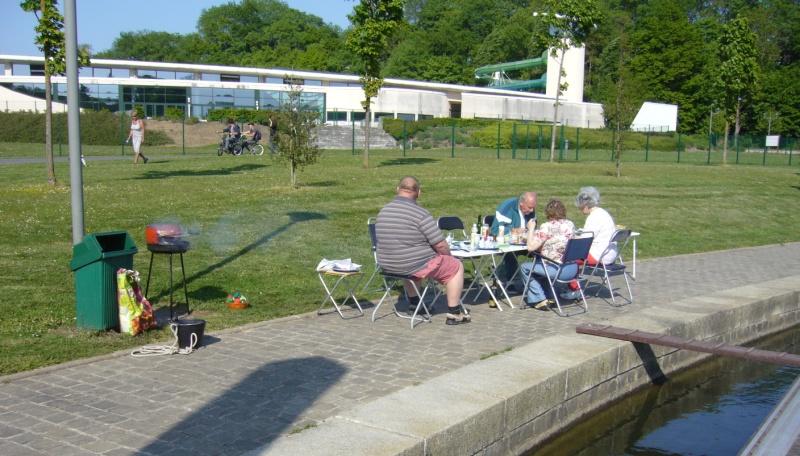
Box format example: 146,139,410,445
0,0,354,56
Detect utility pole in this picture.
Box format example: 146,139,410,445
64,0,85,244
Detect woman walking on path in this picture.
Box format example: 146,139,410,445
126,112,149,164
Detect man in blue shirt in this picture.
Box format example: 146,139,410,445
491,192,537,293
491,192,537,236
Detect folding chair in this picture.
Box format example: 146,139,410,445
372,272,436,329
317,269,364,319
588,229,634,306
522,233,594,317
437,216,467,239
361,217,387,295
366,219,436,329
478,214,495,229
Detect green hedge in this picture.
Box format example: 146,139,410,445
206,108,276,125
384,118,709,152
382,118,494,140
0,111,171,146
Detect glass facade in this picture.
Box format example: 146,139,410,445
2,64,326,120
327,111,347,122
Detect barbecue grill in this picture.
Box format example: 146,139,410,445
144,224,190,320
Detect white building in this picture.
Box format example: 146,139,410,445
0,55,604,128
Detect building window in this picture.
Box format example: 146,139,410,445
397,113,415,121
176,71,193,80
304,79,322,86
351,111,366,121
374,112,394,120
138,70,157,79
220,74,240,82
266,77,282,84
233,88,256,108
12,64,31,76
111,68,130,78
157,70,176,79
240,75,258,83
327,111,347,122
201,73,221,81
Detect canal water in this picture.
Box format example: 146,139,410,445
527,326,800,455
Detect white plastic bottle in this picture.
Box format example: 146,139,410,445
470,224,479,251
497,225,505,245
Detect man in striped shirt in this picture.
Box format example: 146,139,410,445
376,176,470,325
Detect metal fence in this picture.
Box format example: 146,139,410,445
375,120,799,167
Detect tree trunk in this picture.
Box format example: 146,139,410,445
549,49,566,163
363,104,371,169
722,120,730,165
44,72,56,185
290,161,297,188
42,0,55,186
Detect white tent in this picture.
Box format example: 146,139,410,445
630,102,678,132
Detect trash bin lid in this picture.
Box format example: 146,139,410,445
70,231,138,270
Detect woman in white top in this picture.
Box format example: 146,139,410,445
126,111,148,164
575,186,617,265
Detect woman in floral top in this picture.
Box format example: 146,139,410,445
519,199,576,309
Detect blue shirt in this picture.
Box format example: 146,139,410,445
491,196,536,236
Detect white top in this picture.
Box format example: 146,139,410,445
583,207,617,264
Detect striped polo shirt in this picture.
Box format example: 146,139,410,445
375,196,444,276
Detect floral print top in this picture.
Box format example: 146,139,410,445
532,218,575,261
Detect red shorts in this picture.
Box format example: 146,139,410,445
411,255,461,284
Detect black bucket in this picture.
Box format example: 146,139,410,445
173,319,205,350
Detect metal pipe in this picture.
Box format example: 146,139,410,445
64,0,84,245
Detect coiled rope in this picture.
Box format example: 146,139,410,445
131,323,197,357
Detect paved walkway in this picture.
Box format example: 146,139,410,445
1,243,800,456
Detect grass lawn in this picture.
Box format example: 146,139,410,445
1,147,799,375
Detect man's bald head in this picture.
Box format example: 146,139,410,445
519,191,537,214
397,176,421,198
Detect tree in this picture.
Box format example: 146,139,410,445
21,0,88,185
716,16,759,164
533,0,602,162
345,0,404,169
274,85,321,188
595,12,643,178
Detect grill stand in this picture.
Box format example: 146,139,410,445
145,246,190,321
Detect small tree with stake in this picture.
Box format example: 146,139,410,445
20,0,88,185
533,0,601,163
716,16,759,165
273,84,321,188
345,0,404,169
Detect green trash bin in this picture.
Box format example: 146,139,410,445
70,231,138,330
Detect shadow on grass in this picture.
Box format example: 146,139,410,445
302,180,338,188
792,185,800,191
188,285,230,302
379,157,439,166
139,357,346,455
135,163,267,179
148,211,326,304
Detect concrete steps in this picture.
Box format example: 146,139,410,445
316,125,398,149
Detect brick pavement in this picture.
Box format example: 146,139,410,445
1,243,800,456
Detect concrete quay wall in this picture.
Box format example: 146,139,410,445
250,276,800,456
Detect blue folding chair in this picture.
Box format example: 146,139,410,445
523,233,594,317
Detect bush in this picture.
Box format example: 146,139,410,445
164,106,185,122
383,118,709,153
0,110,172,146
382,118,495,140
206,108,275,125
